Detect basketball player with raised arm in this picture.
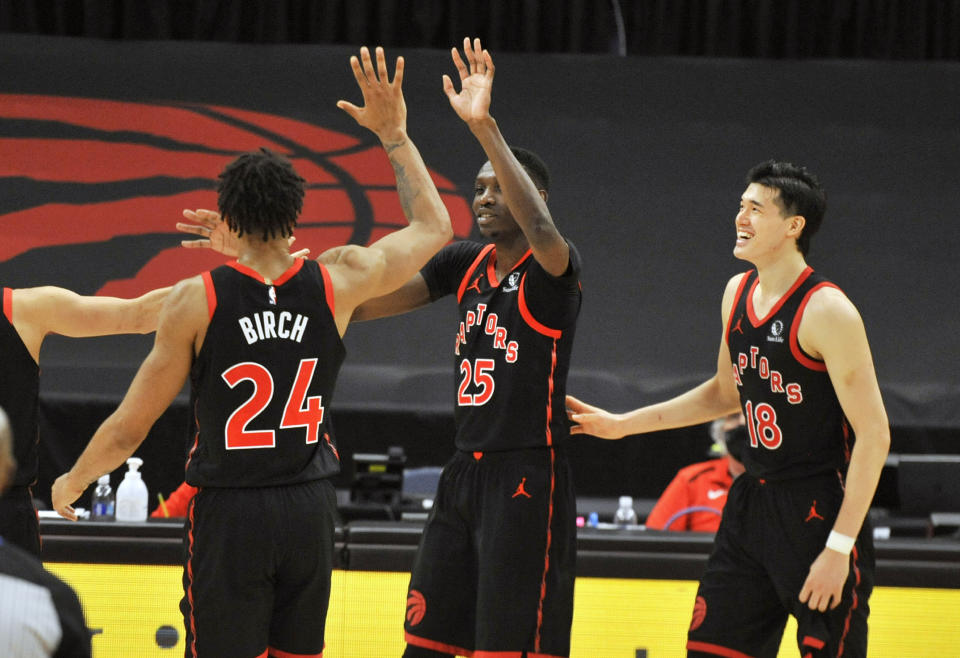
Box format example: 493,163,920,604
52,46,452,658
353,38,583,658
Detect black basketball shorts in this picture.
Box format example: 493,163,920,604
687,473,875,658
181,479,338,658
403,447,576,658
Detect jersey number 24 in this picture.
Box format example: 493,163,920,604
221,358,325,449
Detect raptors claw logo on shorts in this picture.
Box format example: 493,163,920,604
689,595,707,631
406,589,426,627
0,94,474,295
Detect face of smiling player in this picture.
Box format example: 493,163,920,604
733,182,805,267
472,161,524,243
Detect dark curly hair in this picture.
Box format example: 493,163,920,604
217,148,305,241
746,160,825,256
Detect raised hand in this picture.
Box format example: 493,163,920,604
443,37,494,124
177,209,241,257
337,46,407,143
177,209,309,259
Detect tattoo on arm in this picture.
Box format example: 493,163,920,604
386,145,421,219
382,138,406,155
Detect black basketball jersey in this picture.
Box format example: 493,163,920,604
421,241,582,452
185,259,345,488
0,288,41,487
726,267,852,480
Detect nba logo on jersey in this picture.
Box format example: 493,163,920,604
503,272,520,292
268,286,277,305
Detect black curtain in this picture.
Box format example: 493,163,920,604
2,0,958,59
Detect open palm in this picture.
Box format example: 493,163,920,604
444,37,494,123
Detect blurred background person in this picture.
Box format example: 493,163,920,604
644,412,747,532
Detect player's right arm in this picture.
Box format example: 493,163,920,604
51,277,206,519
566,274,745,439
445,38,570,277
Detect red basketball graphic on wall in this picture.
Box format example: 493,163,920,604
0,94,474,294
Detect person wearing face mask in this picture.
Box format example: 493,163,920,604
645,413,747,532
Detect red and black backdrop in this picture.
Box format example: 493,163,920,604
1,34,958,505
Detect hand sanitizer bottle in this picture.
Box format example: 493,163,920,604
115,457,148,522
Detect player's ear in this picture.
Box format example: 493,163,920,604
786,214,805,238
539,189,548,203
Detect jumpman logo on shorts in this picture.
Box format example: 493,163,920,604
512,477,532,498
731,315,744,334
466,276,483,295
805,500,825,522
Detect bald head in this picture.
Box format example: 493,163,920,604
0,406,14,493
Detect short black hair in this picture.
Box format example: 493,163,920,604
510,146,550,193
217,148,305,241
746,160,825,256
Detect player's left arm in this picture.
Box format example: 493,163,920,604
797,287,890,612
51,278,204,520
446,38,569,276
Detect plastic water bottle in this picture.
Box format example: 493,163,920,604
115,457,148,522
90,474,115,521
614,495,639,527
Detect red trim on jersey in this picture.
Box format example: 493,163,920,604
544,341,559,447
184,403,201,477
457,244,496,302
518,273,562,338
185,498,199,658
272,257,304,286
746,266,814,328
487,248,533,288
404,631,473,657
2,287,12,323
534,448,558,653
267,646,324,658
227,259,264,281
788,281,839,372
200,272,216,320
724,272,752,345
686,640,756,657
318,263,335,317
227,258,304,286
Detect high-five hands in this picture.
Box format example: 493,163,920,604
176,209,309,259
444,37,494,124
336,46,407,143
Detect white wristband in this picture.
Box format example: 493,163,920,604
825,530,856,555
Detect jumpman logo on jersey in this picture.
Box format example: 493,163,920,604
731,315,744,334
512,477,532,498
805,500,825,522
466,276,483,295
